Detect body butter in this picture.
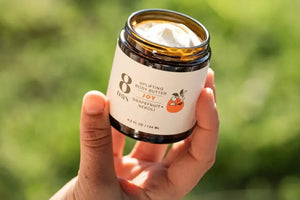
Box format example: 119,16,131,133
134,21,201,47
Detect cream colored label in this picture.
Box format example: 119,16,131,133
106,45,209,135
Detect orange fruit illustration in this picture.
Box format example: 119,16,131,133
167,98,184,113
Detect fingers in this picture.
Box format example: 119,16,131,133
165,88,219,197
130,141,168,162
78,91,118,187
112,127,125,157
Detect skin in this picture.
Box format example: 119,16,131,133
51,68,219,200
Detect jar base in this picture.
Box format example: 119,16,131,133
109,115,194,144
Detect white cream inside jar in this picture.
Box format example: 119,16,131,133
134,21,202,48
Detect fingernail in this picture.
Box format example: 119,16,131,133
206,88,215,104
208,68,215,84
83,91,105,115
208,68,214,75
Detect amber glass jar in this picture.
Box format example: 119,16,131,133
106,9,211,143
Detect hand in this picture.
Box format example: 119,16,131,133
51,68,219,200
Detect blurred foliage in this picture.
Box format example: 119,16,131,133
0,0,299,200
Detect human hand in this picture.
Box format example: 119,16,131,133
51,68,219,200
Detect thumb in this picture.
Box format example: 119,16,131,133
78,91,118,188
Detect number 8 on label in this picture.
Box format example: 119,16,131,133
119,73,132,93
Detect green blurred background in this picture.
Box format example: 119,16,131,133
0,0,299,199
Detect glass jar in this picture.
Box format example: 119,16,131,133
106,9,211,143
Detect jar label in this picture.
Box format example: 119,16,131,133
106,45,209,135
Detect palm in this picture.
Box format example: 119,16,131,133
115,154,171,198
115,155,166,182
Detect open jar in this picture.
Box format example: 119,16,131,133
106,9,211,143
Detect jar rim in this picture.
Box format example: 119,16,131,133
127,8,210,50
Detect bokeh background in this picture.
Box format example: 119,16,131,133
1,0,299,199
